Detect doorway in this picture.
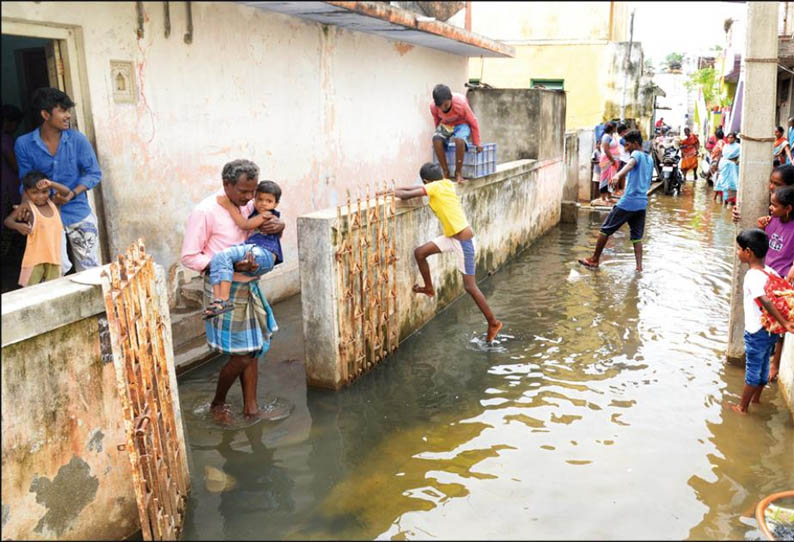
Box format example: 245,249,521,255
1,23,107,293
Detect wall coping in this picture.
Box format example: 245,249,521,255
298,158,559,222
1,266,107,348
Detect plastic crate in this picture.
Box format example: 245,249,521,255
432,142,497,178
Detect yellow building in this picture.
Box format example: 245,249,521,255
468,1,648,131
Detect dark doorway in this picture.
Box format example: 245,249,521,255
1,34,56,293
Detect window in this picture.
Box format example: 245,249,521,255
531,79,564,90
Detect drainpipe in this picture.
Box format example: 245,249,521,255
184,1,193,44
726,2,779,362
620,9,635,123
465,0,471,32
608,1,615,41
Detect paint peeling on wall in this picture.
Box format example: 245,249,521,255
30,456,99,537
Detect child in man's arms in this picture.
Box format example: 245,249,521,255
203,180,283,319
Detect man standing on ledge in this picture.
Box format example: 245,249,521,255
181,159,290,424
15,87,102,272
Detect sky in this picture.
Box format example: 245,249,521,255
631,1,747,67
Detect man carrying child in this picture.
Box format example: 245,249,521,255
181,159,290,424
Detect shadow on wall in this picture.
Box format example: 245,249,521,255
466,88,567,163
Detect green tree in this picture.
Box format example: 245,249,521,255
685,67,727,107
665,52,684,71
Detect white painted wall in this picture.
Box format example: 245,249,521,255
2,1,469,301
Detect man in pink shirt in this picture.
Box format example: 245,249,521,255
181,159,288,424
430,84,483,184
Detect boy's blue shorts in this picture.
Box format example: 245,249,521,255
434,123,472,150
744,328,778,387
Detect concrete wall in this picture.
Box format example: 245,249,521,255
466,1,635,131
298,158,564,389
466,88,566,163
1,1,469,308
780,333,794,420
469,1,627,42
563,132,579,201
564,129,597,203
577,129,595,202
1,265,184,540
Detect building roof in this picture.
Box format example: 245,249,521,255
239,1,514,58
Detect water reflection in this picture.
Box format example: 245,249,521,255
179,182,793,540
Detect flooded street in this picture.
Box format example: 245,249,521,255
178,182,793,540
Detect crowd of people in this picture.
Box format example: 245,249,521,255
583,114,794,415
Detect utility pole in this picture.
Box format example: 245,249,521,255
726,2,779,362
620,9,636,123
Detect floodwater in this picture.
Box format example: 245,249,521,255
178,182,793,540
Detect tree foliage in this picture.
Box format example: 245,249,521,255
685,67,721,106
665,52,684,71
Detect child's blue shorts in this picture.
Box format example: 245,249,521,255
434,123,472,150
744,328,778,387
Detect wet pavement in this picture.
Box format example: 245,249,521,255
178,181,793,540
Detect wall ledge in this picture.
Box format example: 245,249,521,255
1,266,108,348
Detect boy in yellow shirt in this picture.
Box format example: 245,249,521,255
391,162,502,342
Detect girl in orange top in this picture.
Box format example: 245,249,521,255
4,170,72,286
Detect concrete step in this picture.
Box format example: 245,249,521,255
174,336,215,374
178,277,204,309
170,307,205,350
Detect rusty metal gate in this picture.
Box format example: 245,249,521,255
100,240,189,540
334,183,400,385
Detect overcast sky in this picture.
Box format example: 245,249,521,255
631,1,747,66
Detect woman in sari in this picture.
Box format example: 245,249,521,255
709,129,726,199
679,127,700,181
774,125,792,166
596,122,619,206
716,132,740,205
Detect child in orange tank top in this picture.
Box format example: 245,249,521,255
4,171,73,286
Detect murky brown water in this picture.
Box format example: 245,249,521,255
178,182,793,540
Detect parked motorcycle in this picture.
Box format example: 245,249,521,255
660,145,684,195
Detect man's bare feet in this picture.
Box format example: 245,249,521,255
770,366,779,382
578,257,599,270
211,403,234,425
413,284,435,297
486,320,503,343
244,400,292,421
728,403,747,414
455,172,464,184
636,266,642,272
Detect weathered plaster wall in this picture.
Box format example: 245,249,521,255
466,88,566,163
577,129,595,202
298,158,564,389
563,132,579,201
1,302,136,539
1,265,186,540
779,333,794,420
469,43,609,131
1,1,469,307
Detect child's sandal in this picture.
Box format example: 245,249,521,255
202,298,234,320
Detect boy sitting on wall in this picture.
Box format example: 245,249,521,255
430,84,483,184
386,162,502,342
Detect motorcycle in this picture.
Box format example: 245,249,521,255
660,145,684,195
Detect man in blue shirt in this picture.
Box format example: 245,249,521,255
15,87,102,272
578,130,653,272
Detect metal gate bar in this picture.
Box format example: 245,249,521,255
101,240,188,540
333,183,399,386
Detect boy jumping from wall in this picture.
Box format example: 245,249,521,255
578,130,653,272
430,84,483,184
388,162,502,342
